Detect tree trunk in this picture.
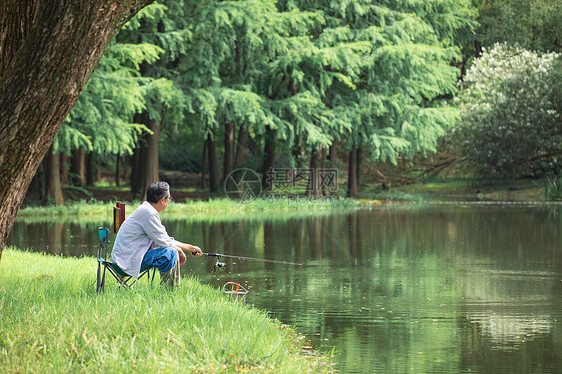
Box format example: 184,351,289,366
347,147,359,198
44,148,64,205
201,140,207,189
29,162,45,201
130,142,144,198
356,147,362,195
60,153,69,185
70,147,86,186
145,114,160,188
292,139,306,169
115,153,121,187
234,124,249,169
0,0,154,258
85,152,95,186
320,146,328,196
223,122,234,182
328,143,337,167
261,127,276,190
328,142,339,198
307,146,321,196
207,132,219,192
130,111,160,200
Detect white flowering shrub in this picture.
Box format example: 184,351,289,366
455,43,561,178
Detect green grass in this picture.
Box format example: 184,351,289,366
545,175,562,200
0,248,333,373
16,197,366,220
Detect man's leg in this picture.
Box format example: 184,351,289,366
160,258,180,288
141,248,180,288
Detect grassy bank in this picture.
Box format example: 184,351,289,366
16,197,371,220
389,177,547,201
0,249,332,373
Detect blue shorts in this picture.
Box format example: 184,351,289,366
141,247,177,273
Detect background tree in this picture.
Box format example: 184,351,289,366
454,43,562,178
43,37,164,203
167,0,320,191
0,0,154,258
114,2,188,199
277,0,476,196
478,0,562,53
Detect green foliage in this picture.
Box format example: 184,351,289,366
55,20,172,156
455,43,562,178
478,0,562,53
545,174,562,201
275,0,475,162
56,0,478,176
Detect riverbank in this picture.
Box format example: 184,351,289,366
23,175,551,212
388,177,546,202
0,248,333,373
16,197,373,222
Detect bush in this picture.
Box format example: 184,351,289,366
454,43,561,179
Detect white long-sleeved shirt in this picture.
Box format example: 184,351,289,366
111,201,174,278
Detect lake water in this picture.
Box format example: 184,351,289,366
9,203,562,373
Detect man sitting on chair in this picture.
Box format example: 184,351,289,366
111,181,202,288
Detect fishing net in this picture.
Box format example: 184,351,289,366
223,282,249,305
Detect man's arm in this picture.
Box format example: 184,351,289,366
173,241,202,265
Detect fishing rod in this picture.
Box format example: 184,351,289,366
195,252,302,272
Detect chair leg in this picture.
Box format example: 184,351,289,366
96,261,102,294
101,265,107,292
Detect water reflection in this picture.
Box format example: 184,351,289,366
9,204,562,373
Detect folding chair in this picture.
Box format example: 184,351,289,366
96,227,156,293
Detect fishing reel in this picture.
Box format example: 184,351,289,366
214,260,226,272
212,253,226,272
199,251,301,273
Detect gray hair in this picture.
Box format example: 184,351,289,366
146,181,170,203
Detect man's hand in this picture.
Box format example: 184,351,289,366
190,245,203,257
177,248,187,265
173,241,203,260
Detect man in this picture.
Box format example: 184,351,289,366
111,181,202,287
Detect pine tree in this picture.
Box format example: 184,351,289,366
275,0,476,196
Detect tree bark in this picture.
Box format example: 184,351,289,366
356,147,362,195
44,148,64,205
347,147,359,198
85,152,95,186
201,140,207,189
328,142,339,198
115,153,121,187
207,132,219,192
60,153,69,185
0,0,154,258
234,124,249,169
306,146,321,196
130,141,144,198
320,146,328,196
261,126,276,190
130,111,160,200
70,147,86,186
223,122,234,182
145,113,160,191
